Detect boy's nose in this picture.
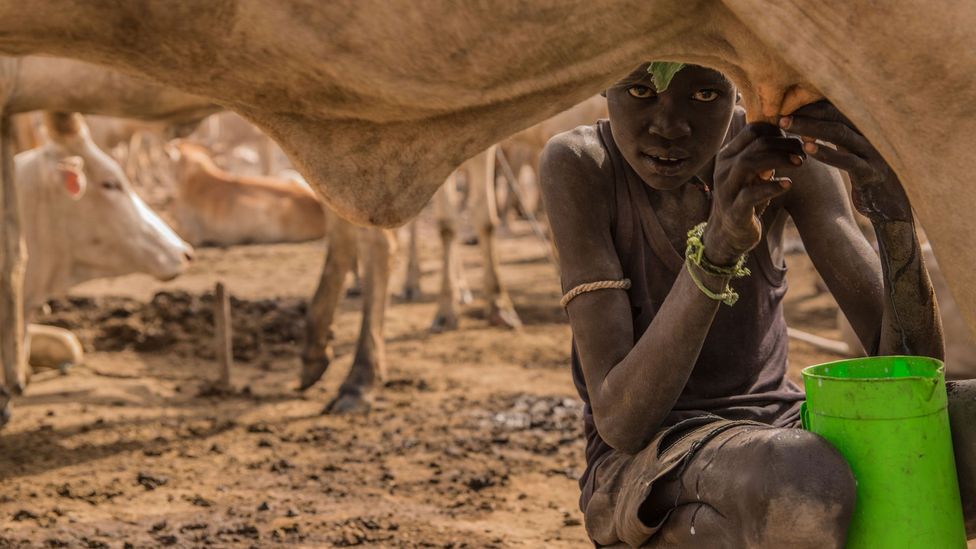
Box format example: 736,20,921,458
648,117,691,141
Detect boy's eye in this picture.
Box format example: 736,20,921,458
692,89,720,102
627,85,654,99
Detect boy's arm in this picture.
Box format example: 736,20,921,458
784,160,886,354
783,102,943,358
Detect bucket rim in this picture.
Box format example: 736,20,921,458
801,355,945,382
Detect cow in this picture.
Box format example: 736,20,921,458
0,54,219,399
19,112,193,378
168,141,327,247
430,146,521,331
1,0,975,413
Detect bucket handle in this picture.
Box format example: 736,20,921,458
800,401,810,430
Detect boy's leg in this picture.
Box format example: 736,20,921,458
947,379,976,536
638,426,855,548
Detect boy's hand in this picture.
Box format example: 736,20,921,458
780,101,912,223
704,123,804,266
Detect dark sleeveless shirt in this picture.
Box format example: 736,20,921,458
572,120,805,509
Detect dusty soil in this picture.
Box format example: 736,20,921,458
1,218,856,548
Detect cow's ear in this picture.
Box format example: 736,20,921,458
57,156,87,200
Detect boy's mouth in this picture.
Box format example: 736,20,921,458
640,152,691,176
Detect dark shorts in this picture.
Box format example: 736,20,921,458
583,415,803,547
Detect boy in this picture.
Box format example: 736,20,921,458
540,62,970,547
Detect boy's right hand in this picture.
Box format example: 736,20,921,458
703,123,804,266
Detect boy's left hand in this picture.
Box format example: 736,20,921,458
780,101,912,223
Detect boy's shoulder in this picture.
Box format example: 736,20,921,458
540,122,614,191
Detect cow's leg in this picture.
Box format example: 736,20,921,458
431,178,464,332
300,214,357,391
345,262,363,298
259,135,276,176
468,145,522,329
326,226,397,414
455,237,473,305
0,114,27,395
494,173,513,231
0,384,9,428
401,218,423,300
517,163,542,220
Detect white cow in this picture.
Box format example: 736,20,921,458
19,112,192,373
0,54,217,401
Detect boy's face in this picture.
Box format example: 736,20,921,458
606,63,736,190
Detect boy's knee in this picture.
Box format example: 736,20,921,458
741,429,855,547
752,430,855,546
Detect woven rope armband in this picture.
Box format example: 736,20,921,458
560,279,631,309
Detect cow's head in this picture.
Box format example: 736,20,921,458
42,113,193,284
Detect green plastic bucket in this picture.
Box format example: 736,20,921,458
801,356,966,548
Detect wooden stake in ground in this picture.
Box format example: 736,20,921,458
0,112,27,395
214,281,233,390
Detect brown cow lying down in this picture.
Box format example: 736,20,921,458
169,142,327,247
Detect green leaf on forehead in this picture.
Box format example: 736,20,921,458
647,62,686,93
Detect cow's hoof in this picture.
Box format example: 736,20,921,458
345,285,363,298
401,285,422,301
489,305,523,330
459,288,474,305
323,391,371,415
299,356,331,391
430,312,459,333
0,389,10,429
8,381,24,397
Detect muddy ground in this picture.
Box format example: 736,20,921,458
1,217,862,548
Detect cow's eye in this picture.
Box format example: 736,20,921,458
628,85,654,99
692,89,720,102
101,180,122,191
